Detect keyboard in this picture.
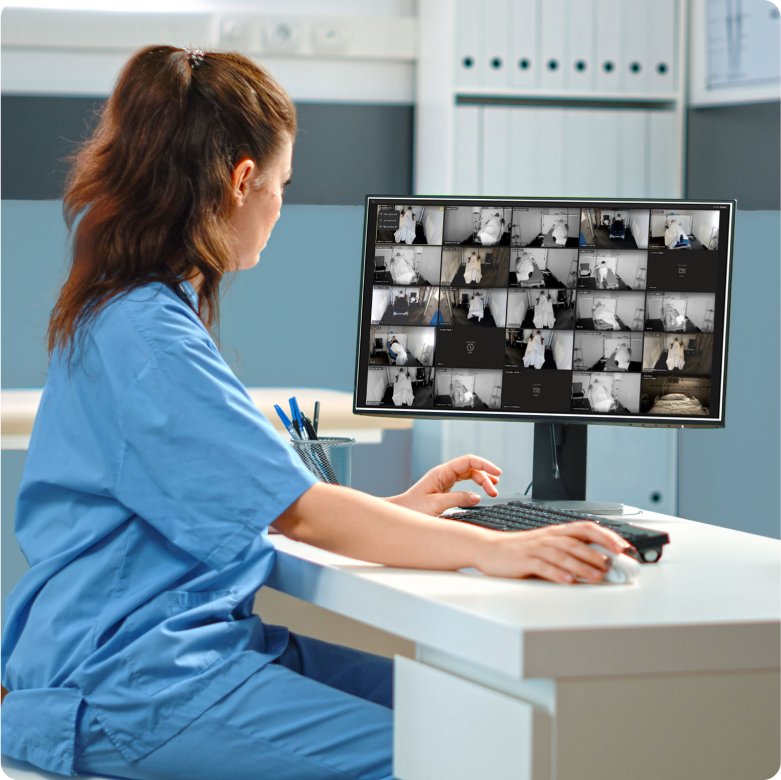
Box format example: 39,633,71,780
448,501,669,563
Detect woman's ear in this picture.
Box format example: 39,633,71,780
231,158,256,205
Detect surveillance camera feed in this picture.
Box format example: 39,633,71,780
356,199,733,425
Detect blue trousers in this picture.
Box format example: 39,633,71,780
73,633,396,780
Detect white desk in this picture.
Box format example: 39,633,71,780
266,510,780,780
0,387,412,449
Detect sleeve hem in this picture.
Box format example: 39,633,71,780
201,465,319,570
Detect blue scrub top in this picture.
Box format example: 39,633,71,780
1,281,318,775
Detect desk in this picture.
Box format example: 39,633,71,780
0,387,412,449
265,511,780,780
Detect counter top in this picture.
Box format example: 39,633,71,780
1,387,411,449
267,509,780,680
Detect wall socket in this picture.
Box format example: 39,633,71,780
264,18,300,51
312,19,349,53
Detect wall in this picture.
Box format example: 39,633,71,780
615,252,644,287
546,251,574,286
550,330,573,370
579,334,604,368
614,292,644,326
629,211,651,249
417,249,441,286
440,249,460,284
679,211,780,539
691,209,720,249
442,207,475,242
514,210,541,245
506,290,528,326
489,288,508,327
684,294,709,331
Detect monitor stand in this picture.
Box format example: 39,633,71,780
523,423,624,515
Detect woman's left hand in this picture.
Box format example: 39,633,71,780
388,455,501,516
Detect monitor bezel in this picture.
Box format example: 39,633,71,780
353,195,735,429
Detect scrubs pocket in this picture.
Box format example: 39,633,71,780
120,589,240,695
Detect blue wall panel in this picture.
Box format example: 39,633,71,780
1,201,365,391
679,211,780,539
1,201,70,388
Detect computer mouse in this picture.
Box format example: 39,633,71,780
589,543,641,584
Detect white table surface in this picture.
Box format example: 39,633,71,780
1,387,412,449
268,509,780,680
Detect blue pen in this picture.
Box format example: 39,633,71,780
288,398,302,437
289,397,305,438
274,405,301,440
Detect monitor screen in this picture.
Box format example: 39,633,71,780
353,197,734,427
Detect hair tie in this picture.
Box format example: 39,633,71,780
183,48,205,66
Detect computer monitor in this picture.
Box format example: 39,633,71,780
354,197,734,502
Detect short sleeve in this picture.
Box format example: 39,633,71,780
116,337,318,569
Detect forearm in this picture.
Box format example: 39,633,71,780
273,482,493,571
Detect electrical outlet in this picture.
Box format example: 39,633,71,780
264,18,300,51
312,19,349,53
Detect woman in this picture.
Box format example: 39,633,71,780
392,370,414,407
550,218,568,246
533,292,555,328
666,338,685,370
388,336,408,365
476,212,504,245
522,331,546,369
662,303,686,330
515,250,535,283
593,302,622,330
665,219,687,249
588,380,614,412
463,251,482,284
613,343,631,371
1,47,625,780
450,379,472,407
595,260,610,289
467,292,485,321
390,251,416,284
393,207,416,244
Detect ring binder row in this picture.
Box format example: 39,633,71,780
454,0,679,96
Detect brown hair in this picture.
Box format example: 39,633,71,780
48,46,296,357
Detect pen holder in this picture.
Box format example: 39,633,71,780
291,437,355,487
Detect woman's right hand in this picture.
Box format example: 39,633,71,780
475,522,632,584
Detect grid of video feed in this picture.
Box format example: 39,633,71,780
362,203,722,418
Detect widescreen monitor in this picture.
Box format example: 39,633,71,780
353,197,734,429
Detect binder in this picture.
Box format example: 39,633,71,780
562,108,597,196
454,106,481,195
540,0,567,92
510,0,538,90
532,108,566,196
586,108,621,197
622,0,650,93
566,0,596,92
455,0,483,89
619,110,647,196
508,107,540,196
595,0,624,94
481,0,510,89
649,0,677,94
647,110,678,197
482,107,510,196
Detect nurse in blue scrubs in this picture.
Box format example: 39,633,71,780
1,46,629,780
